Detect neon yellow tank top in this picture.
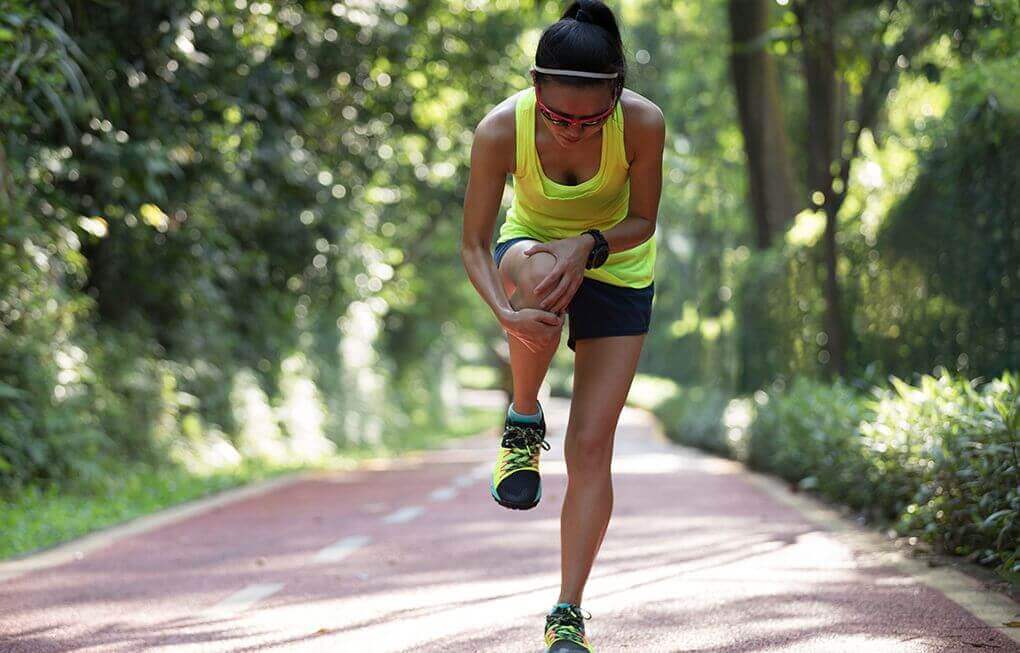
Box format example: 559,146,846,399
496,86,656,289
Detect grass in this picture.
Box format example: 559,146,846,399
0,404,503,561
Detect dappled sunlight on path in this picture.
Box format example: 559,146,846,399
0,391,1015,652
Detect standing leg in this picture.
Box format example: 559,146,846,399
557,333,646,606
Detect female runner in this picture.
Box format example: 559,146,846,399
460,2,665,650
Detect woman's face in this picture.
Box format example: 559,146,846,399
536,81,618,147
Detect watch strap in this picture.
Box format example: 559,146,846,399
583,229,609,269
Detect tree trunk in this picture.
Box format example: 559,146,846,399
796,0,847,377
0,139,12,215
727,0,798,249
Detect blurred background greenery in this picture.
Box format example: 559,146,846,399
1,0,1017,579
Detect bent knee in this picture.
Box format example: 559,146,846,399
516,251,557,295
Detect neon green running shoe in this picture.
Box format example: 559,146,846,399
544,603,594,652
489,404,550,510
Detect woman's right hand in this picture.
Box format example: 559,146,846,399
500,307,564,353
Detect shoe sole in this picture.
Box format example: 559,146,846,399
490,479,541,510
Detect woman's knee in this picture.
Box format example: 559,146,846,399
510,251,559,310
565,432,614,471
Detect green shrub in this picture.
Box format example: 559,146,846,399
745,370,1019,579
626,374,681,411
0,197,112,493
657,385,732,457
885,372,1019,573
748,377,873,508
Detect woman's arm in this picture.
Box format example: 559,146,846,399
460,112,517,325
461,110,564,351
598,101,666,254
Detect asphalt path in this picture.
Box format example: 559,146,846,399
1,390,1018,652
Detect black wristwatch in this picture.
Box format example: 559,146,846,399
583,228,610,269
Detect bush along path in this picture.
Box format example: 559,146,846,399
652,369,1020,588
0,393,1017,651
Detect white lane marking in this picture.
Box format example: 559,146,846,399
382,506,424,524
456,467,487,487
314,534,372,563
206,582,284,615
451,474,476,488
429,486,457,501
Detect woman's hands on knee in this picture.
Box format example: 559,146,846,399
500,308,563,353
522,236,593,314
495,240,566,353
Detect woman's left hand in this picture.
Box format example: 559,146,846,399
524,235,594,314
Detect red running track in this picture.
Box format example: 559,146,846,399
1,393,1017,652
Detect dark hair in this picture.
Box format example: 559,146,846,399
533,1,627,91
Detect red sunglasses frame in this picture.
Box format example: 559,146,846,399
531,70,623,129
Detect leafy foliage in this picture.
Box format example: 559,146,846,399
654,385,731,456
745,370,1020,579
871,55,1020,377
1,0,539,494
733,49,1019,390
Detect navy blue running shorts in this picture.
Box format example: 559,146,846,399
492,236,654,352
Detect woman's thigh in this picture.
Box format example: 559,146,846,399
566,333,647,459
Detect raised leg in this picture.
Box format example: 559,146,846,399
497,240,564,413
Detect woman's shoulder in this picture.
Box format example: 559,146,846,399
620,88,664,125
472,90,528,176
489,89,530,135
620,89,665,165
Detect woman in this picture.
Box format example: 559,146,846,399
460,2,665,651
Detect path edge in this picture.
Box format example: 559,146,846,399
642,408,1020,645
0,389,507,583
0,400,506,586
0,469,330,584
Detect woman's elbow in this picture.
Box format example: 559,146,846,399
459,237,490,260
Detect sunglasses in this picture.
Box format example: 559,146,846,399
531,71,622,129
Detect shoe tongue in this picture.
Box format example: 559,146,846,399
550,602,580,617
507,424,539,442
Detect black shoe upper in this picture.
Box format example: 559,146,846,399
493,402,550,509
545,603,592,652
501,407,549,450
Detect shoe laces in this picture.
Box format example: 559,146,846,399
545,604,592,646
500,423,550,473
